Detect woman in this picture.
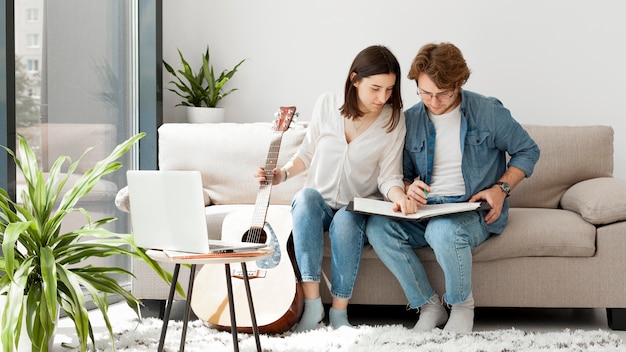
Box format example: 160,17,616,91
256,45,416,331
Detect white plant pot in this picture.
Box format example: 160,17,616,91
187,106,225,123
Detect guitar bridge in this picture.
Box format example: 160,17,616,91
231,268,267,280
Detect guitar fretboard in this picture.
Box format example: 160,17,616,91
251,130,286,229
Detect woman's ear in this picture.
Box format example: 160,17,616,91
350,72,358,87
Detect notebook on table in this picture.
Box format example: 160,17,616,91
126,170,265,258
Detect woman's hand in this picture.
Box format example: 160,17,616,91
255,166,283,185
387,185,421,215
392,197,420,215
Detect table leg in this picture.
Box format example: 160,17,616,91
178,264,197,352
225,263,239,352
241,262,262,352
158,263,181,352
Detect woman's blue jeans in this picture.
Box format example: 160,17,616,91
291,188,367,299
366,206,490,308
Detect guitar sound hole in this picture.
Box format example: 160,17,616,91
242,227,267,244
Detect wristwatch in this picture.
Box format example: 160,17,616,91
495,182,511,197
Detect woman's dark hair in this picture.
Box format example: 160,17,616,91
340,45,403,132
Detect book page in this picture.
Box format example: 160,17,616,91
351,198,486,220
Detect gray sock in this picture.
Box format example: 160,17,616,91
443,292,475,334
414,294,448,332
329,308,353,329
294,298,325,332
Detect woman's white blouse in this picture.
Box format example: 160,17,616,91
294,92,405,209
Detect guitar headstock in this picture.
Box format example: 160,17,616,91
273,106,298,132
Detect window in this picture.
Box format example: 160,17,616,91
3,0,161,306
13,0,141,297
26,33,39,48
26,8,38,21
26,58,38,72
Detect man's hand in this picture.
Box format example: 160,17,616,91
469,185,507,224
406,178,429,205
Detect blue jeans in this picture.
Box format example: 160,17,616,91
292,188,367,299
366,207,490,308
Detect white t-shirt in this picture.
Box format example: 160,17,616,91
428,105,466,196
294,92,405,209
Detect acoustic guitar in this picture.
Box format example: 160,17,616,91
190,106,304,334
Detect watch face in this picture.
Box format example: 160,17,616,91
499,182,510,194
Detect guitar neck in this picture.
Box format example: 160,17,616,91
249,106,296,229
252,131,285,228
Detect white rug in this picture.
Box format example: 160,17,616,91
91,318,625,352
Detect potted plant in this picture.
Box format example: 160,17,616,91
0,133,181,351
163,46,245,123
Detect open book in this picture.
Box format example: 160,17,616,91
347,197,491,221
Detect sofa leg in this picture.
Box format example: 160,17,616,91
140,299,166,319
606,308,626,330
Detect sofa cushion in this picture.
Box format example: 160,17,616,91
471,208,596,261
509,125,613,209
561,177,626,225
158,122,307,206
360,208,596,262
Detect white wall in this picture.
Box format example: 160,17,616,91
163,0,626,179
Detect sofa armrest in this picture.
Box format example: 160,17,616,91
115,186,131,212
114,184,212,213
560,177,626,225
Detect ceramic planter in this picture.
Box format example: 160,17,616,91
187,106,225,123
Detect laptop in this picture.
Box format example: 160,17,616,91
126,170,265,256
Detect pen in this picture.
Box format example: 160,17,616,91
415,176,428,198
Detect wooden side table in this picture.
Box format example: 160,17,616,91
147,248,274,352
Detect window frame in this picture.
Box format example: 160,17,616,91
1,0,161,200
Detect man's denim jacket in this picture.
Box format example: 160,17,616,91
403,89,540,234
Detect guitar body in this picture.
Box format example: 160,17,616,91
190,206,304,334
190,106,303,334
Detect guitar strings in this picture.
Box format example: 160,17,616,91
246,108,294,244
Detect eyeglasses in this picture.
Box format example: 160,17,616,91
417,89,455,103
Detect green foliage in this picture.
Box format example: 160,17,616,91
15,56,41,127
163,46,245,108
0,134,182,352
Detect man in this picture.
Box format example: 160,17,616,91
366,42,540,333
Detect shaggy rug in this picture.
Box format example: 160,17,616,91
91,318,625,352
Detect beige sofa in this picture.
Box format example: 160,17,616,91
117,122,626,329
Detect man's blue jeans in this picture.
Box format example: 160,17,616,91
366,209,490,308
292,188,367,299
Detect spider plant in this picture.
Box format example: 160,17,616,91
0,133,181,352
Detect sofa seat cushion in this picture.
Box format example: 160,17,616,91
358,208,596,262
471,208,596,261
